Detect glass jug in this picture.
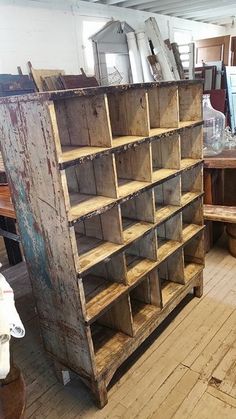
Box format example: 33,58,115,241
203,94,225,157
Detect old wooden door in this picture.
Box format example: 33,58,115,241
195,36,231,65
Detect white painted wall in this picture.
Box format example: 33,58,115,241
225,25,236,36
0,0,226,74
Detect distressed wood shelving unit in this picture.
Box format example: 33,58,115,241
0,80,204,407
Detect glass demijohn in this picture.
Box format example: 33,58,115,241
203,94,225,157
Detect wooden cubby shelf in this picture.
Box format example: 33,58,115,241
115,142,152,197
0,79,204,407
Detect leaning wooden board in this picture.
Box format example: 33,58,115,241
0,80,205,407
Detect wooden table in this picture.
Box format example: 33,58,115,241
204,149,236,169
204,149,236,250
0,185,22,265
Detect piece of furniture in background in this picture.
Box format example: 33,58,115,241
27,62,98,91
225,66,236,133
203,61,224,89
0,186,21,266
204,150,236,253
205,89,227,114
195,66,217,91
27,61,65,92
0,74,35,97
175,43,195,80
195,36,232,66
91,20,133,85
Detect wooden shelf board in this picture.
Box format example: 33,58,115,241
112,134,144,148
204,204,236,223
157,238,181,263
184,262,203,282
180,158,202,170
181,191,200,206
161,280,183,306
60,145,107,164
92,323,131,374
59,121,203,169
131,300,160,334
152,168,178,183
83,275,126,323
118,178,150,198
182,224,203,243
161,262,203,307
122,218,152,243
155,204,180,223
68,167,203,224
77,220,152,273
44,80,203,101
78,235,122,272
69,193,115,221
77,221,204,275
126,254,156,285
178,120,202,129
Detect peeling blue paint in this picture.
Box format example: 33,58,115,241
16,184,52,289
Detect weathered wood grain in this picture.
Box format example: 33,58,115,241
0,80,204,407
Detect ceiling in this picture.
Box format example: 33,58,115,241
85,0,236,26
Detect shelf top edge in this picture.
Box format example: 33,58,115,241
0,79,204,104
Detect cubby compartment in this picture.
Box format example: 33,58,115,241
107,88,150,141
121,189,155,242
115,143,152,197
152,134,181,182
148,85,179,129
125,231,158,285
74,206,123,272
158,249,185,306
81,253,127,323
180,125,203,167
182,198,203,234
64,154,118,220
153,175,181,223
130,271,162,334
52,94,112,160
183,231,204,283
91,295,134,373
178,83,202,123
181,164,203,206
156,213,182,262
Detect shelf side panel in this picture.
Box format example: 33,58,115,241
181,125,203,160
179,84,203,122
184,231,205,265
0,97,95,377
97,295,134,337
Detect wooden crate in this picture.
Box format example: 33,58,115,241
0,80,204,408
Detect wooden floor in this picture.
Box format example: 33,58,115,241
4,236,236,418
